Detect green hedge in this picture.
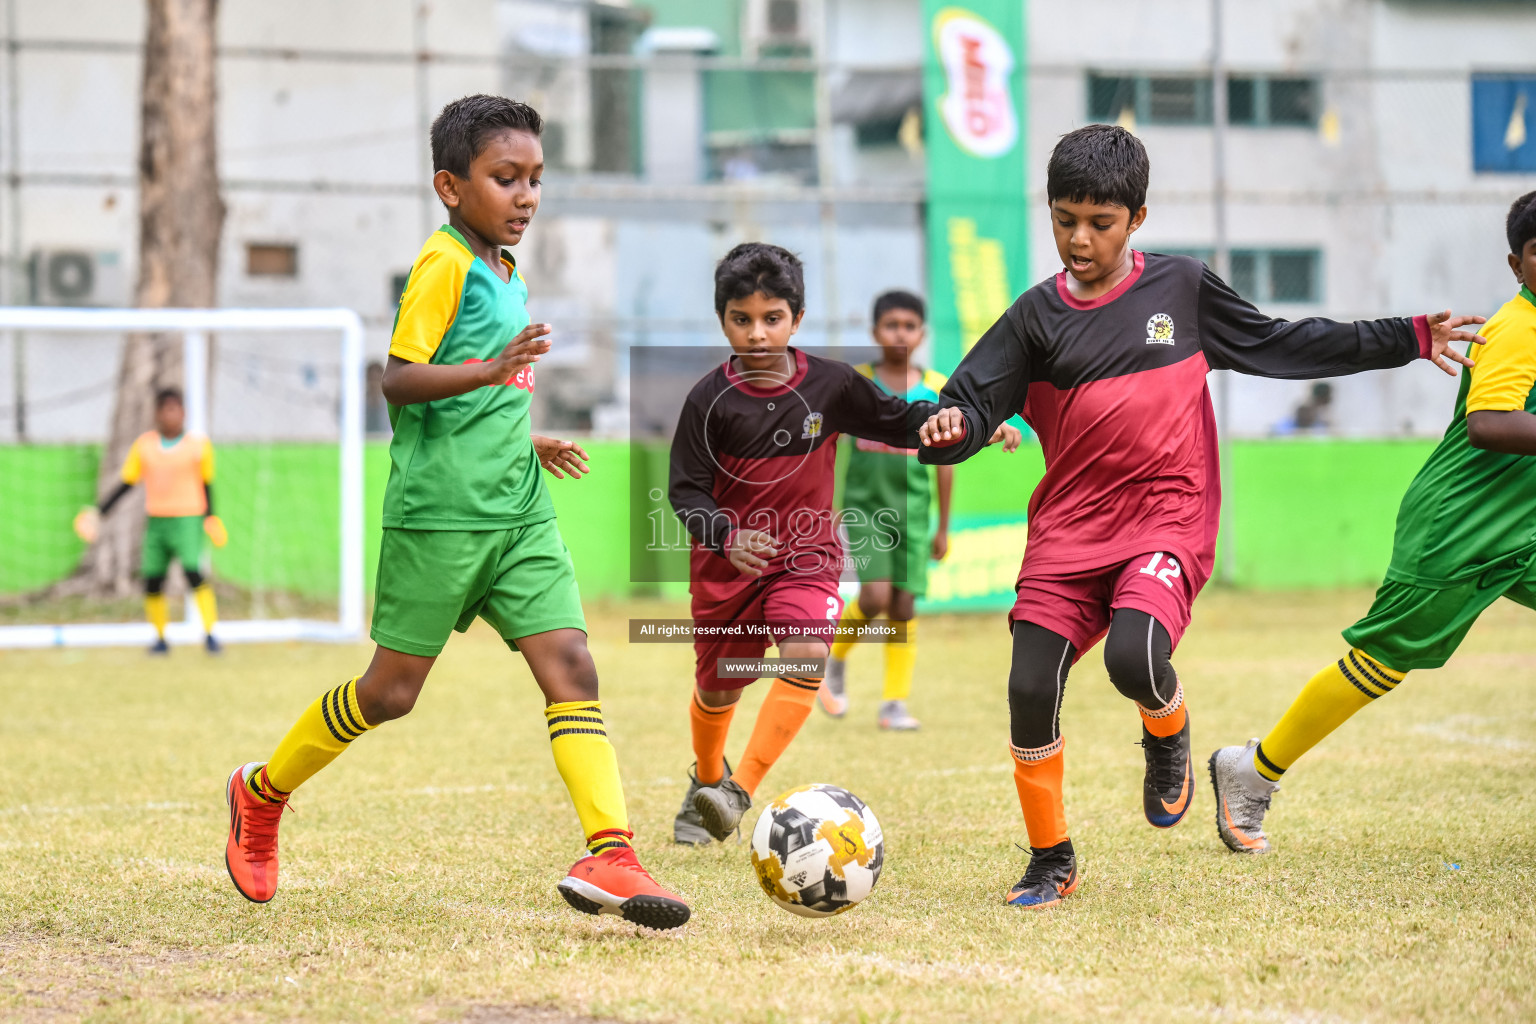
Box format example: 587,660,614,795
0,438,1438,600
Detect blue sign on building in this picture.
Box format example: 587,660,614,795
1473,75,1536,174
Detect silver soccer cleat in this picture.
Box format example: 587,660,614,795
1208,739,1280,854
878,699,921,731
818,659,849,718
675,761,733,845
693,777,752,842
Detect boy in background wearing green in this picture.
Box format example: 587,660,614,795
821,291,1020,730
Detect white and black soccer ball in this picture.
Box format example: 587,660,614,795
749,783,883,918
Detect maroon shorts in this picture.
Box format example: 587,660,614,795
1011,551,1201,656
691,575,844,691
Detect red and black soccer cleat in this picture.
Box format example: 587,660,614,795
558,842,691,930
224,763,287,903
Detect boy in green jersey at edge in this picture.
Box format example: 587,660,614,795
223,95,689,929
820,290,1020,730
1208,195,1536,855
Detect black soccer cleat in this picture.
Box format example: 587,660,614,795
1140,711,1194,829
1006,840,1078,909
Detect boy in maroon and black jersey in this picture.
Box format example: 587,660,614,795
669,243,1007,844
919,124,1486,908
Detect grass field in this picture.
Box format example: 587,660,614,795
2,590,1534,1023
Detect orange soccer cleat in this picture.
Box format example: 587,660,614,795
224,763,287,903
557,839,691,930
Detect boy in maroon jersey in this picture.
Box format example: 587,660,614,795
919,124,1486,908
669,243,1009,844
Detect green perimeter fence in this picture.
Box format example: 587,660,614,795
0,439,1433,605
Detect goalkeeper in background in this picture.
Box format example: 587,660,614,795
74,387,227,654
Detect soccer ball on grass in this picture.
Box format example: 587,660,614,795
749,783,883,918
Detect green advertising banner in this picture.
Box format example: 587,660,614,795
922,1,1030,375
918,3,1031,612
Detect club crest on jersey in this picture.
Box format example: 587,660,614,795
802,412,824,439
1146,313,1176,345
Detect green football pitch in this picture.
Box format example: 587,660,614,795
2,590,1533,1023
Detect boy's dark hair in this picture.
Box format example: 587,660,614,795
431,94,543,179
1047,123,1150,212
872,289,925,324
155,387,183,409
714,243,805,317
1506,190,1536,255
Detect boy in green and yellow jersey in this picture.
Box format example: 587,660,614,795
222,95,688,928
820,291,1020,730
1208,194,1536,854
74,387,227,654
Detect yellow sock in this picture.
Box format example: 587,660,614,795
194,583,218,632
545,701,632,855
829,602,870,662
261,677,375,795
882,617,917,701
144,593,169,639
1254,649,1406,782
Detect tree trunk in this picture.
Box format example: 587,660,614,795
78,0,223,598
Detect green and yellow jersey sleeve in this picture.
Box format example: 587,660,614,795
1466,287,1536,414
200,438,215,483
389,232,472,364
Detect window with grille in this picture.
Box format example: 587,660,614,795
1157,248,1322,304
1088,73,1318,128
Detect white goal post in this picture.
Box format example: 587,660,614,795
0,307,366,649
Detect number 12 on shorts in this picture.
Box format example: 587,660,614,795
1138,552,1182,589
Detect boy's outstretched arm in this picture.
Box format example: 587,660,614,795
1198,265,1483,379
381,323,551,405
918,307,1033,465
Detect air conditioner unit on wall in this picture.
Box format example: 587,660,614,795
28,250,128,307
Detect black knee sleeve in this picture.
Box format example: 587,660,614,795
1008,621,1076,751
144,576,166,596
1102,608,1176,708
185,569,205,589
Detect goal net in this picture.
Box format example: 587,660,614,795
0,308,366,648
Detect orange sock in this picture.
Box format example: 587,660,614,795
1137,678,1187,738
1011,738,1068,848
732,675,819,797
690,690,736,785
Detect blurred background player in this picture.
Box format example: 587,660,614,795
221,95,689,929
670,244,986,844
73,387,226,654
918,124,1484,910
1210,194,1532,855
821,290,1021,731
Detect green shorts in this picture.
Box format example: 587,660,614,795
846,514,932,598
142,515,205,579
370,518,586,657
1343,560,1536,672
